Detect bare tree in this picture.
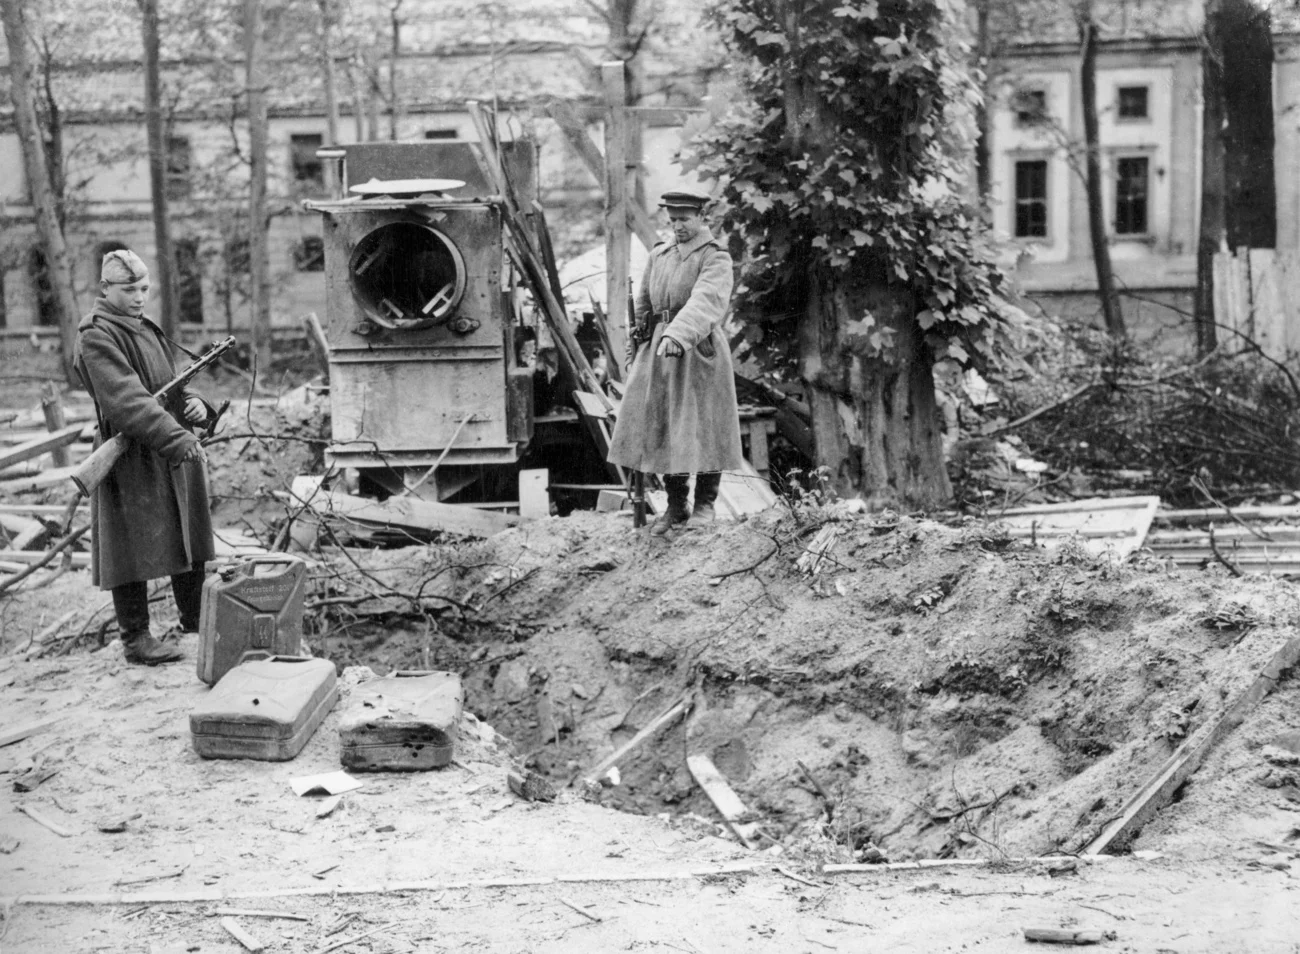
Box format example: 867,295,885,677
1,0,82,383
139,0,179,338
1076,2,1125,338
243,0,272,372
1194,0,1226,355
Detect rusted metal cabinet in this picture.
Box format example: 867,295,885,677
308,142,538,488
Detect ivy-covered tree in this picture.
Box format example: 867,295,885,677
684,0,1010,507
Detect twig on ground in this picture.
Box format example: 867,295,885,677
310,920,404,954
796,759,836,823
1207,527,1244,578
1191,476,1273,542
0,525,90,597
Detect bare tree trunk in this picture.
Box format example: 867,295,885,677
317,0,340,193
1222,0,1275,250
1194,0,1225,355
1079,14,1126,338
973,0,992,202
347,56,367,142
2,0,81,384
141,0,178,338
243,0,272,372
388,0,402,141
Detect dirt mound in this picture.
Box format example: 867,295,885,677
303,506,1300,863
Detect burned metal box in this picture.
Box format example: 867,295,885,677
309,141,537,483
338,670,463,772
190,656,338,762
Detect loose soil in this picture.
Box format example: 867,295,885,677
5,386,1300,950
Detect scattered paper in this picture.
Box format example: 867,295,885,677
289,771,363,797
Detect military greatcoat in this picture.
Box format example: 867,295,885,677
73,301,215,590
608,227,745,475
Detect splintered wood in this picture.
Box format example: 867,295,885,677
686,754,762,849
796,524,842,576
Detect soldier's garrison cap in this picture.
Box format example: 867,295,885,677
658,189,712,210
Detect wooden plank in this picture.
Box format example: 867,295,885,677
0,716,63,748
0,466,81,493
572,390,625,483
1084,632,1300,855
1157,505,1300,525
15,804,74,838
686,754,761,849
603,61,632,367
0,549,90,568
518,469,550,519
40,382,71,468
546,99,659,251
581,696,690,785
996,496,1159,561
220,917,267,952
0,424,90,473
298,487,522,540
1023,928,1103,945
1250,248,1284,360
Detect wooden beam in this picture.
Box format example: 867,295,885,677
580,695,690,785
1084,632,1300,855
40,383,71,468
547,99,659,252
0,549,90,568
0,716,63,748
293,484,522,540
0,424,89,473
686,754,762,849
603,62,632,367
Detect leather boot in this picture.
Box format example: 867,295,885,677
651,474,690,536
685,472,721,529
122,632,183,666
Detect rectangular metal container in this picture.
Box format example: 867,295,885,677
190,656,338,761
196,555,308,687
338,671,463,771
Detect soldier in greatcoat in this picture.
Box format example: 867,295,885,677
73,250,216,665
608,190,744,535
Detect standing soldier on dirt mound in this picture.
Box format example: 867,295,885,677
73,250,216,665
608,190,745,536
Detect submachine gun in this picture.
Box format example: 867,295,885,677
71,336,237,496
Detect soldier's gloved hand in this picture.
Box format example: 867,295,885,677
184,396,207,424
656,337,684,359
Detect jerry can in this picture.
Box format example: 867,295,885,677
338,671,463,771
197,555,308,686
190,656,338,761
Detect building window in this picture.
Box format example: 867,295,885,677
1117,86,1149,120
166,136,192,199
1013,160,1049,238
1012,89,1047,127
294,236,325,272
1115,156,1150,234
224,236,250,275
175,238,204,324
290,133,325,189
424,129,458,140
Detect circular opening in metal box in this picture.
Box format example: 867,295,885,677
348,221,467,331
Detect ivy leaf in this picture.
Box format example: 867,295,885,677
838,169,858,187
946,339,969,363
753,30,789,50
833,1,878,19
749,194,775,213
850,229,872,246
916,309,937,330
812,235,830,249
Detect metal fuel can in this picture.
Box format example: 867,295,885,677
197,555,308,686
